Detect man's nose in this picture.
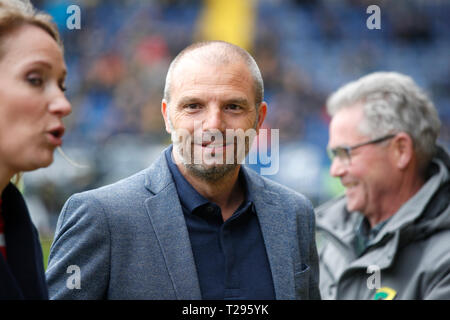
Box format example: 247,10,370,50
329,157,347,178
203,106,225,131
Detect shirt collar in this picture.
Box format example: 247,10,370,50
164,145,253,213
353,215,390,256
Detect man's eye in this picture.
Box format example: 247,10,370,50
335,148,349,159
185,104,200,110
226,104,242,111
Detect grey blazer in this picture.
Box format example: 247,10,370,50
46,148,320,299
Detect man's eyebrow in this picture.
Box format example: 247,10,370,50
177,96,203,107
225,98,250,106
327,144,349,151
176,97,250,107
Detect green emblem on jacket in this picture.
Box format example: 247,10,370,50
374,287,397,300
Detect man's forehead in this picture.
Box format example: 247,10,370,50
175,63,249,84
331,105,365,128
329,107,368,146
170,57,253,96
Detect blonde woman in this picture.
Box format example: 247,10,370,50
0,0,71,299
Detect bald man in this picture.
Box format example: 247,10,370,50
46,41,320,300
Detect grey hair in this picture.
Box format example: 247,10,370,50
163,40,264,108
327,71,441,171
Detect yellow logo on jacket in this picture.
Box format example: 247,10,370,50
374,287,397,300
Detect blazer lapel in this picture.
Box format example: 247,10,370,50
247,170,296,299
143,149,201,299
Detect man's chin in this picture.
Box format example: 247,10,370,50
184,162,239,182
345,197,364,213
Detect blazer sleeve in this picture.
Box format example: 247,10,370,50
46,192,110,299
305,200,321,300
295,197,321,300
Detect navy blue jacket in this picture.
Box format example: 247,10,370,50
0,183,48,300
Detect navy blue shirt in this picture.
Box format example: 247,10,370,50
165,147,275,300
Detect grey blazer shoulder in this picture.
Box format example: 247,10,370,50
46,148,320,300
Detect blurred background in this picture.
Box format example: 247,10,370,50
24,0,449,260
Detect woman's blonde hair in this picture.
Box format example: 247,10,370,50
0,0,62,58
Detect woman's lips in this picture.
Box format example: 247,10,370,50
46,126,65,146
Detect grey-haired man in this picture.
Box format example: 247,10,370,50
317,72,450,300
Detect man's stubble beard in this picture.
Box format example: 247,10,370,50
169,116,258,183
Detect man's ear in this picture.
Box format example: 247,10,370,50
161,99,171,134
392,132,414,170
256,101,268,132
